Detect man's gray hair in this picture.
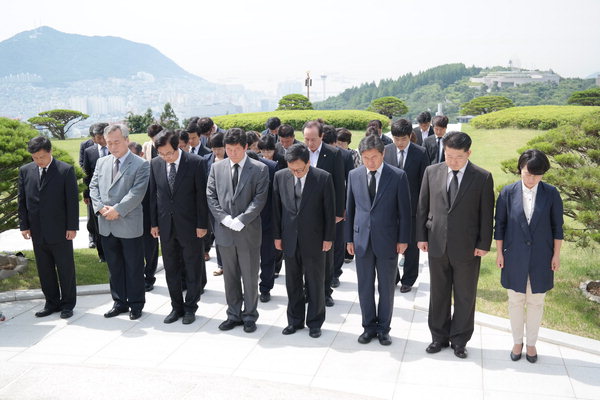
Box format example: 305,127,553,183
358,134,384,155
104,123,129,138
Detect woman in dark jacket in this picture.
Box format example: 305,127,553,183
494,149,563,363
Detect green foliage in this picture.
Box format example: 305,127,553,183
567,87,600,106
213,110,390,132
366,96,407,118
277,94,313,110
0,118,84,233
159,102,180,130
27,109,89,140
501,111,600,247
471,105,600,130
126,108,154,134
460,95,514,115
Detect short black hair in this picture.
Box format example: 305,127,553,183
432,115,449,128
368,120,383,130
178,130,190,144
90,122,108,137
443,131,472,151
391,119,412,137
285,143,310,164
322,124,337,145
128,142,142,155
198,117,215,135
28,136,52,153
266,117,281,130
154,130,179,151
358,134,384,155
209,132,224,148
518,149,550,175
257,134,276,151
224,128,247,147
246,150,260,161
336,128,352,144
278,124,295,138
417,111,432,124
365,126,379,137
302,120,323,136
246,131,260,147
147,124,163,138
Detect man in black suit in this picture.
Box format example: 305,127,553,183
384,119,429,293
303,120,346,307
273,143,336,338
261,116,281,141
80,127,98,248
198,117,226,148
18,136,79,319
412,111,435,146
275,124,299,160
417,131,495,358
149,130,209,324
187,119,212,156
368,119,393,146
83,122,109,262
423,115,449,165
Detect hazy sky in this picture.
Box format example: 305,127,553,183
2,0,599,97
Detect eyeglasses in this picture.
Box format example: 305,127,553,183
288,164,308,174
158,150,176,158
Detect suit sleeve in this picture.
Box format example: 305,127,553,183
416,167,431,242
345,172,355,243
332,150,346,218
272,174,282,240
476,172,495,251
65,165,79,231
323,173,336,242
206,163,228,223
397,171,412,243
89,158,103,214
195,158,209,230
83,150,92,199
550,186,564,240
79,141,86,168
17,167,29,231
493,188,507,241
113,161,150,217
149,162,158,228
236,165,269,226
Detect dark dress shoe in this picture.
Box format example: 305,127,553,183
60,310,73,319
426,341,450,353
129,310,142,320
282,325,304,335
89,241,96,249
452,344,468,359
144,283,154,292
378,332,392,346
526,353,538,363
104,306,128,318
164,310,183,324
35,308,57,318
331,277,340,288
400,285,412,293
510,351,522,361
243,321,257,333
325,296,334,307
358,331,377,344
309,328,322,338
260,292,271,303
218,319,243,331
182,312,196,325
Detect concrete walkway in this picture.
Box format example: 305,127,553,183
1,223,599,399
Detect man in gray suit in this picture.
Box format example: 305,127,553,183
417,131,494,358
90,123,150,320
207,128,269,333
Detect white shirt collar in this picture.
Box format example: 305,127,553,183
447,161,468,175
38,156,53,172
311,143,323,155
229,154,247,170
116,150,131,165
397,142,410,155
366,162,384,178
521,181,539,195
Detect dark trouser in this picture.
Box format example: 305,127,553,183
285,246,326,329
428,251,481,347
204,232,215,253
101,234,145,312
86,202,104,259
32,240,77,311
219,243,260,323
274,249,283,274
397,217,419,287
259,228,276,294
333,219,345,278
355,241,398,334
143,230,159,286
161,232,205,314
324,248,334,297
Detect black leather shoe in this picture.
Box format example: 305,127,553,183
60,310,73,319
218,319,243,331
282,325,304,335
526,353,538,363
182,312,195,325
260,292,271,303
309,328,322,338
378,332,392,346
510,351,522,361
325,296,334,307
104,306,128,318
164,310,183,324
358,331,377,344
331,277,340,288
129,310,142,320
145,283,154,292
35,308,57,318
425,341,450,353
243,321,257,333
400,285,412,293
89,241,96,249
452,344,468,359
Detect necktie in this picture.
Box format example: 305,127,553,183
368,170,377,203
168,162,176,192
436,137,443,163
40,167,47,186
191,147,196,154
448,170,459,207
101,147,108,157
232,163,239,193
398,149,405,169
112,159,120,182
294,177,302,211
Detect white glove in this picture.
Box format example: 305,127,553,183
221,215,234,228
230,217,245,232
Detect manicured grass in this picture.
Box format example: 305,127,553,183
0,249,109,292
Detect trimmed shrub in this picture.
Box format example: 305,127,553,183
212,110,390,132
471,105,600,130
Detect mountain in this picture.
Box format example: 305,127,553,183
0,26,198,83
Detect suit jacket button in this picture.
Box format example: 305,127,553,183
526,241,531,246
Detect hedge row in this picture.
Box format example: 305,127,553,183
212,110,390,132
470,105,600,130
